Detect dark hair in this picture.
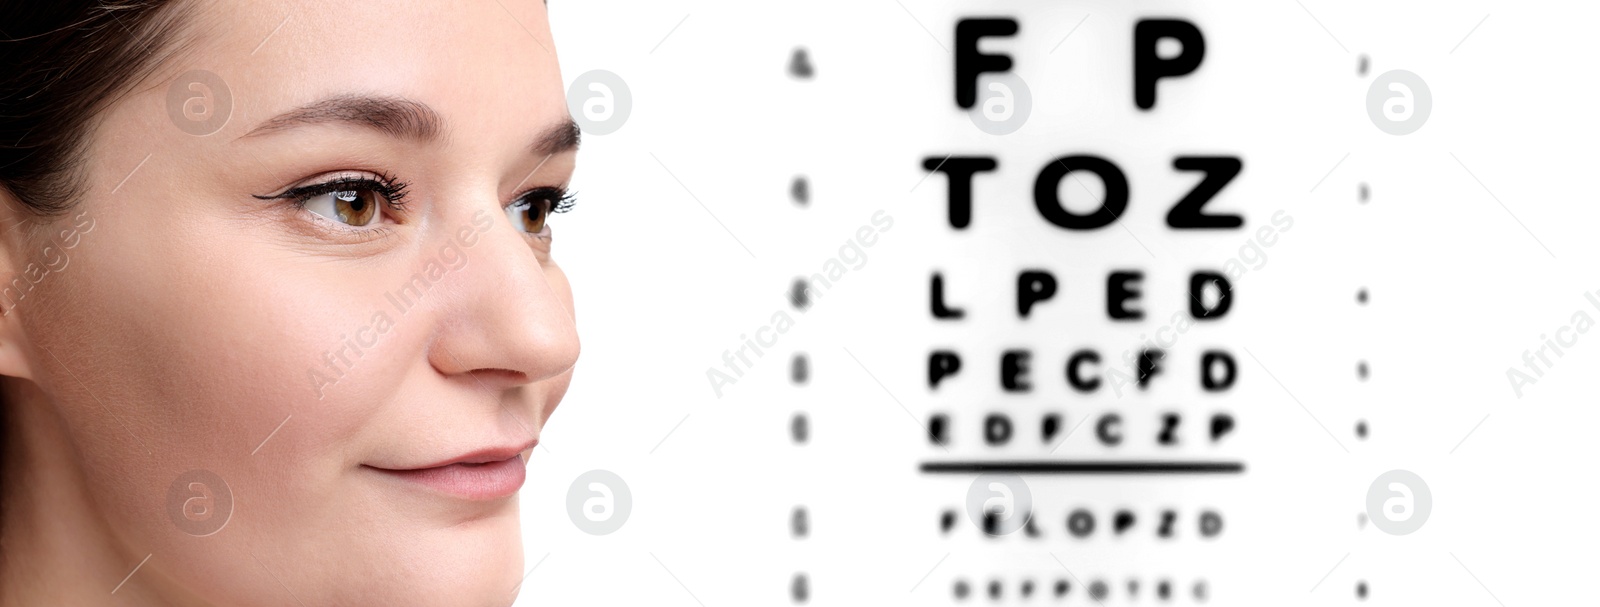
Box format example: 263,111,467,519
0,0,190,548
0,0,192,216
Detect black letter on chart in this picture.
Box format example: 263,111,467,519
923,156,997,229
955,19,1019,108
1167,157,1242,229
1134,19,1206,110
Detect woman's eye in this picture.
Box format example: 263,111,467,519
255,175,407,229
508,194,553,236
305,189,382,227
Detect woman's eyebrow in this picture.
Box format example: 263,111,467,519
241,95,443,141
238,94,581,156
534,117,581,157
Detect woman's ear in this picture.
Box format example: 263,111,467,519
0,186,38,381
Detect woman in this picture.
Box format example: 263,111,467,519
0,1,581,605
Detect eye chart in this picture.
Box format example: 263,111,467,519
528,1,1600,605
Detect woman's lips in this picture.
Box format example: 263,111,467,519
367,453,528,501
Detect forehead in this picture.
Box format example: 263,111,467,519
182,0,564,142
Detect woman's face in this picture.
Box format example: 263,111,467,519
0,1,578,604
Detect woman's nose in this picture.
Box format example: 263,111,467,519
425,208,579,391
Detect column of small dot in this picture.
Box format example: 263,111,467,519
786,45,815,605
1354,53,1370,603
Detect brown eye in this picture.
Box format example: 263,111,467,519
254,174,409,233
507,194,553,236
306,189,382,227
334,190,377,225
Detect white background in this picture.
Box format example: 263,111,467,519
518,1,1599,604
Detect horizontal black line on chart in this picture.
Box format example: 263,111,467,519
919,460,1245,475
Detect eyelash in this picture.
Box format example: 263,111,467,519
514,186,579,214
253,173,411,212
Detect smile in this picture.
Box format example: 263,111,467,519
364,446,532,501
